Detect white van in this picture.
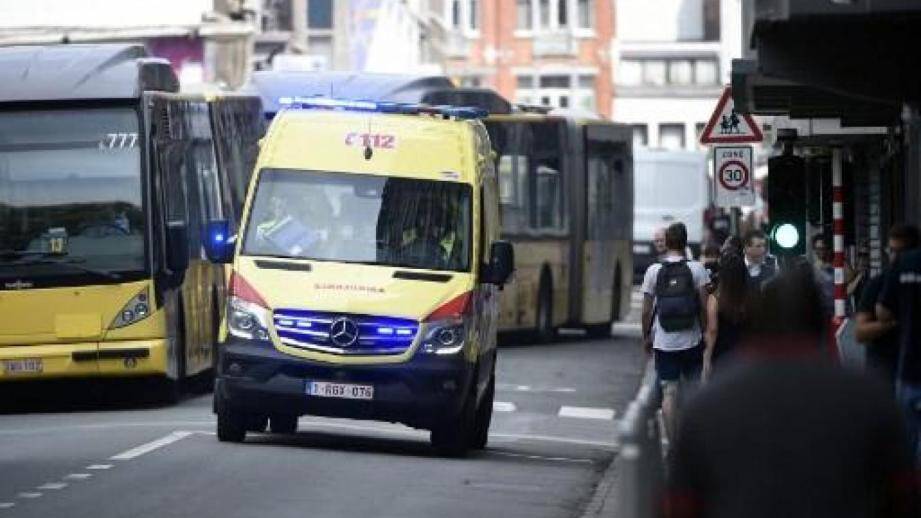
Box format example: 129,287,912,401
632,149,710,279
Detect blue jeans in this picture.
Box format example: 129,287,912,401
896,381,921,466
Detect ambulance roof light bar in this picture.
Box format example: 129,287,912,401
278,96,488,120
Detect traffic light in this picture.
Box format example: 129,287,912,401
768,154,807,256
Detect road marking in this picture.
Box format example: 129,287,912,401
558,406,616,420
490,451,594,464
37,483,67,490
490,433,617,449
497,384,577,394
110,431,193,461
87,464,113,470
0,503,14,509
17,493,41,499
64,473,92,481
493,401,517,412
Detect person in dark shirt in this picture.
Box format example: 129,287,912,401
667,264,918,518
879,245,921,467
856,224,919,386
742,229,778,291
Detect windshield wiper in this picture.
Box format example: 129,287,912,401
0,255,122,281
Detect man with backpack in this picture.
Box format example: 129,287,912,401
642,222,710,445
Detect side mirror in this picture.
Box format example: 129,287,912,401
204,220,234,264
484,241,514,286
166,221,189,272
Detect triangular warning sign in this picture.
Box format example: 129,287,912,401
700,86,763,144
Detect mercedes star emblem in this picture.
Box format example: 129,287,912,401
329,317,359,347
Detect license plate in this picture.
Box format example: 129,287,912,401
3,358,43,375
306,380,374,400
632,243,651,255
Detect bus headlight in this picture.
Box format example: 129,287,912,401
420,318,466,355
110,288,151,329
227,296,270,342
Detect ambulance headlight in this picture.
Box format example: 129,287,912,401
420,318,466,355
227,296,270,342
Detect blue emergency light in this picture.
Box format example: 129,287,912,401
278,96,488,120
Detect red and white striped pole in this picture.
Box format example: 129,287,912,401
831,149,846,358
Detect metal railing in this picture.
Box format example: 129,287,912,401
613,362,665,518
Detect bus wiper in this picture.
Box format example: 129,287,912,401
0,256,122,280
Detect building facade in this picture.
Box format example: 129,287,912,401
612,0,742,150
0,0,256,90
438,0,615,117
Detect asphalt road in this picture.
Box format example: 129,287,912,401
0,330,644,518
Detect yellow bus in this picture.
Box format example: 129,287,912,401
482,112,634,340
0,44,263,401
204,98,512,456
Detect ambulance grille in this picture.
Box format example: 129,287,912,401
273,309,418,355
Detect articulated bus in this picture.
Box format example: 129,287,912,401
0,44,263,400
479,112,634,340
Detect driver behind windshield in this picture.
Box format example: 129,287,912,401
399,201,458,271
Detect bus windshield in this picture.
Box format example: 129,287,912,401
0,108,146,282
242,169,472,272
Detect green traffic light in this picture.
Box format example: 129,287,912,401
773,223,800,249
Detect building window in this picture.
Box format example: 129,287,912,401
517,0,532,30
618,60,643,86
659,124,685,150
261,0,292,32
632,124,648,148
451,0,461,28
669,60,694,85
517,73,593,111
618,58,720,87
695,59,719,85
557,0,568,27
577,0,592,29
704,0,721,41
642,60,667,87
447,0,479,32
308,0,333,29
540,75,570,88
539,0,551,28
470,0,479,30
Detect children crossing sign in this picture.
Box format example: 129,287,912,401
700,86,763,144
714,146,755,207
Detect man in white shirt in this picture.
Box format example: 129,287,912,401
641,222,710,444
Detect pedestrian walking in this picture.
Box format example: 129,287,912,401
703,252,749,379
701,243,721,295
856,224,919,386
721,234,743,257
667,266,918,518
878,241,921,467
642,222,710,445
742,229,778,290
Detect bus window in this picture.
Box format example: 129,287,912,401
535,163,563,230
497,153,529,234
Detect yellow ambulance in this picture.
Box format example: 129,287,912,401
204,98,513,456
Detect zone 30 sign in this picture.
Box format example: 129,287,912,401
714,146,755,207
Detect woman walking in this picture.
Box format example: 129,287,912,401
704,252,749,378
